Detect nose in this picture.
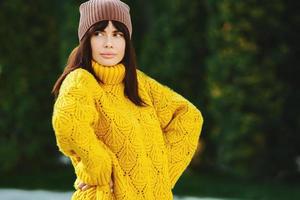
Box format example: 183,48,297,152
104,36,113,48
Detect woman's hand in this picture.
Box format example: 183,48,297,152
77,179,114,192
77,181,94,191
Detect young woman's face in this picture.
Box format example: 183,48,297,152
90,21,126,66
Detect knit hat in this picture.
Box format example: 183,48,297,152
78,0,132,41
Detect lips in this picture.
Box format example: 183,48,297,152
100,53,116,58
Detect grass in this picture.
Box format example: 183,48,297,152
1,165,75,191
1,166,300,200
174,169,300,200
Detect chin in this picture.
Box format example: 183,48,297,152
104,62,118,66
97,59,120,66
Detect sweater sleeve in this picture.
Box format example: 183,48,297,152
140,71,204,189
52,69,112,186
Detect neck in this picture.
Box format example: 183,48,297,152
91,60,125,85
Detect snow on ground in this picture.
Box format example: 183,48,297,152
0,188,226,200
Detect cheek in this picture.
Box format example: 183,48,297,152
120,40,126,55
90,40,96,54
91,38,101,53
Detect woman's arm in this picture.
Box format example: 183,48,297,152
139,71,204,189
52,69,112,187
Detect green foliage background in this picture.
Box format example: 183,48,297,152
0,0,299,189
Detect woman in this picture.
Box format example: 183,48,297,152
51,0,203,199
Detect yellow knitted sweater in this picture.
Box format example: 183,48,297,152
52,61,203,200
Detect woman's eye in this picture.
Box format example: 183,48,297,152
94,31,104,36
114,32,124,37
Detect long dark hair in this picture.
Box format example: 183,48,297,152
51,20,146,107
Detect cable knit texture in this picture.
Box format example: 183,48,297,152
52,61,204,200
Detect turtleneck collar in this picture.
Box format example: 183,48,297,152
91,60,125,85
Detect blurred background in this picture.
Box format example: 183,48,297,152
0,0,299,199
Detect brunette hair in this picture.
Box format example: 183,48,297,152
51,20,146,107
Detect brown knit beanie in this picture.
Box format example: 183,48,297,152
78,0,132,41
